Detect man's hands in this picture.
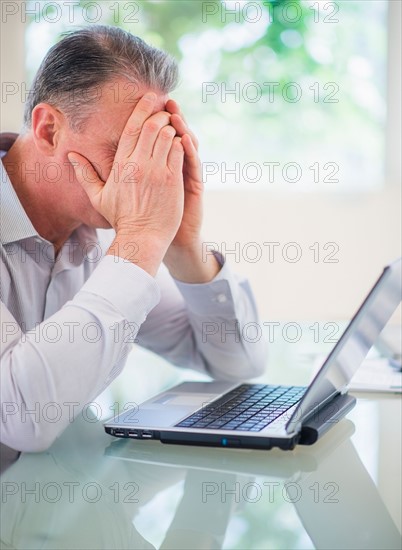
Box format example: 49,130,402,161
69,92,219,282
68,93,185,276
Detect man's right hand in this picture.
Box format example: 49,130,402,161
68,93,185,276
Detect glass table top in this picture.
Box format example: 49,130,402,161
1,335,401,550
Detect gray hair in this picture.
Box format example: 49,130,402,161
23,25,179,131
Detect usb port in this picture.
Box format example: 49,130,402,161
142,431,153,439
128,431,139,438
114,430,125,437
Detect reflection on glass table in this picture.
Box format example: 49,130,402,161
1,395,400,550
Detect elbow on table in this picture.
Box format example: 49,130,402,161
1,421,61,453
241,334,268,379
210,339,268,381
239,348,267,379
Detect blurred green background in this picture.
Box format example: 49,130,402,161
26,0,387,192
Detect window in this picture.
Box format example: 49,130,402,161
25,0,388,192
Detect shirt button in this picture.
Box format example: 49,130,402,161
216,293,227,303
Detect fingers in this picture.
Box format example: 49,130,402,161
169,111,199,151
152,125,177,165
116,93,157,159
134,111,172,160
167,136,184,175
166,99,184,120
181,134,203,191
67,152,104,205
181,133,198,161
169,113,187,136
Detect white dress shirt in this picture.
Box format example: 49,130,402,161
0,155,266,453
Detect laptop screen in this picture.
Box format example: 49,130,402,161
286,258,402,433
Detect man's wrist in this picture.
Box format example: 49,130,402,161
164,240,221,283
107,232,168,277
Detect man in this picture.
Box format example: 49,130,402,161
0,26,266,453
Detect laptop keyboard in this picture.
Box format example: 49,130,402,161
175,384,306,432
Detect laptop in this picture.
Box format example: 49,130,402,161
104,258,402,450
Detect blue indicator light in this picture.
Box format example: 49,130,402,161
222,438,227,446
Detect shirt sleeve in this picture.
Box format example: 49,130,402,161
0,256,160,453
136,256,267,381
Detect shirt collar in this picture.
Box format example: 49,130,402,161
0,159,38,244
0,158,99,261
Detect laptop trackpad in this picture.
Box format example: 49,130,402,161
155,393,215,407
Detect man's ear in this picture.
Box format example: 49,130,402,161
31,103,66,156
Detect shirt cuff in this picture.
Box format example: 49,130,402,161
173,252,239,316
79,255,161,322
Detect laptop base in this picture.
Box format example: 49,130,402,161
105,393,356,451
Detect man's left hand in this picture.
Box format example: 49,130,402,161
165,99,203,249
163,100,220,283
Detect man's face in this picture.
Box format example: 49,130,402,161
53,79,168,228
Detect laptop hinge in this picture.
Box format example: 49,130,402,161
298,393,356,445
